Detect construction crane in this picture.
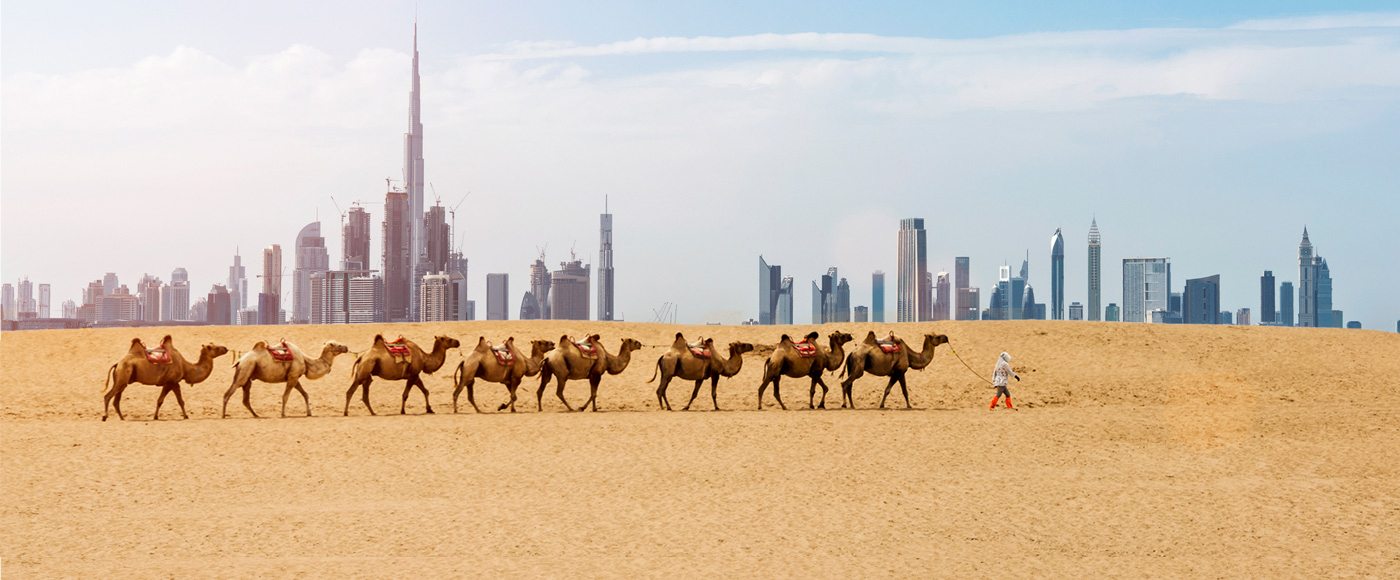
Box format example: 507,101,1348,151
652,302,677,324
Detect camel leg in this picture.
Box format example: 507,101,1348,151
361,379,376,415
294,383,312,417
772,376,787,411
465,378,480,414
710,375,721,411
879,376,898,409
400,381,413,414
221,379,242,419
554,375,575,412
172,385,190,419
841,364,864,409
452,378,465,413
757,368,774,410
656,374,672,411
504,380,519,413
104,372,127,421
814,376,830,410
344,381,358,416
417,376,434,414
154,384,172,420
111,385,127,421
535,369,551,412
584,375,602,412
281,382,294,418
241,385,258,418
898,374,912,409
683,378,703,411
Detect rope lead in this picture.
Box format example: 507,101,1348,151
947,342,994,386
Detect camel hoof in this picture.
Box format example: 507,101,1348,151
425,408,435,415
101,415,108,422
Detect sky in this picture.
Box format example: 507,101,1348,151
3,1,1398,328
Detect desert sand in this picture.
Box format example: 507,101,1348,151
2,320,1398,576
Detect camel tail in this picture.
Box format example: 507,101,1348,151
647,357,661,383
103,364,116,394
453,361,463,386
839,353,852,378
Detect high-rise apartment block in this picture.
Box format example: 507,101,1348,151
871,271,885,323
294,222,330,324
1184,275,1221,324
1050,228,1065,320
1087,219,1101,321
1260,270,1276,325
550,259,591,320
1122,258,1171,323
598,203,615,321
897,218,929,322
486,273,510,321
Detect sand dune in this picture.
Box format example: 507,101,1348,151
2,321,1398,576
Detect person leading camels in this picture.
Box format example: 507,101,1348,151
451,336,555,413
343,334,460,416
756,330,853,410
222,340,350,418
102,335,229,421
536,334,642,412
648,332,754,411
839,331,948,409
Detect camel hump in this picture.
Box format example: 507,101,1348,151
779,334,791,343
863,331,879,345
805,331,820,340
160,335,174,348
252,341,268,351
675,332,684,340
373,334,386,345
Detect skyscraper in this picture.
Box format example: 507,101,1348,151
1316,258,1335,328
761,256,784,323
103,273,118,296
990,264,1011,320
138,275,161,323
1236,308,1252,326
934,272,951,321
520,292,540,320
1259,270,1277,325
423,203,450,274
343,204,372,270
836,277,852,323
1280,281,1295,326
16,278,34,318
550,257,591,320
896,218,928,322
1050,228,1065,320
228,250,247,324
529,255,552,320
313,271,385,324
164,268,190,322
419,273,450,322
1298,228,1316,327
777,276,794,324
37,284,50,319
207,284,232,325
854,305,869,323
871,271,885,323
1087,219,1102,321
1,283,12,321
1184,275,1221,324
383,187,411,321
1122,258,1171,323
260,244,283,325
294,222,330,324
404,22,427,318
954,257,976,321
1106,303,1120,322
486,273,509,321
598,200,615,321
1069,302,1084,320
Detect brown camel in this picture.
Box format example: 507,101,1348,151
102,335,229,421
647,333,754,411
451,336,555,413
222,340,350,418
535,334,642,412
343,334,460,416
839,331,949,409
756,330,853,410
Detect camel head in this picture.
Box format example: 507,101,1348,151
618,338,643,354
931,334,950,347
434,335,462,351
325,341,350,356
729,341,755,356
531,339,555,356
202,343,230,359
828,331,854,347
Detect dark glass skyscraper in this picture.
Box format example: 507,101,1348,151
1280,281,1295,326
1050,228,1064,320
1184,275,1221,324
758,256,781,325
1087,219,1101,321
598,200,615,321
871,271,885,323
1260,270,1276,324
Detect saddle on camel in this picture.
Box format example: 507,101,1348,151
492,344,515,367
875,334,902,354
687,338,712,359
144,345,173,365
573,338,599,358
792,333,820,357
267,340,296,362
386,336,412,361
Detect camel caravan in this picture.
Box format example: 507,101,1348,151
100,329,952,420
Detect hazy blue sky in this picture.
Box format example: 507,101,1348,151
3,1,1398,327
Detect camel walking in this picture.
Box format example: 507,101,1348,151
756,331,852,410
102,336,229,421
648,333,754,410
839,332,948,409
451,337,554,413
222,340,350,418
536,334,642,412
343,335,460,416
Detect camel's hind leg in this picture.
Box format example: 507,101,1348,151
110,384,128,421
841,360,864,409
360,379,376,415
343,381,358,416
465,378,481,413
554,375,576,412
771,375,787,411
656,372,673,411
293,382,312,417
401,375,433,414
582,375,602,412
241,384,259,418
154,384,173,420
221,378,242,419
104,368,127,421
501,379,520,413
879,375,898,409
897,373,913,409
535,368,552,412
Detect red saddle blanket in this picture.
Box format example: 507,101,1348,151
145,348,172,365
573,340,598,358
688,345,712,359
877,341,901,354
492,347,515,367
792,340,818,358
268,342,295,362
386,337,412,357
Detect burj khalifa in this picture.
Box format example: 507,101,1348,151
404,21,426,318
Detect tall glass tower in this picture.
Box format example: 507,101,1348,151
897,218,928,322
1050,228,1065,320
1087,219,1101,321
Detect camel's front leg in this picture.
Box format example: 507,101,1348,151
583,375,602,412
172,384,190,419
241,384,259,418
813,376,830,410
292,382,312,417
898,374,913,409
879,376,898,409
709,375,722,411
554,375,576,412
682,378,703,411
221,380,242,419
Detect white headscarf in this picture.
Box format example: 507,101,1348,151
1000,352,1012,363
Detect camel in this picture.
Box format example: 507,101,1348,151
343,334,460,416
839,332,949,409
535,334,642,412
451,336,555,413
647,333,754,411
102,335,229,421
756,330,853,410
222,340,350,418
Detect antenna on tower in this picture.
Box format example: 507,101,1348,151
448,191,469,253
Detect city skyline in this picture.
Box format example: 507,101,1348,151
3,3,1398,328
